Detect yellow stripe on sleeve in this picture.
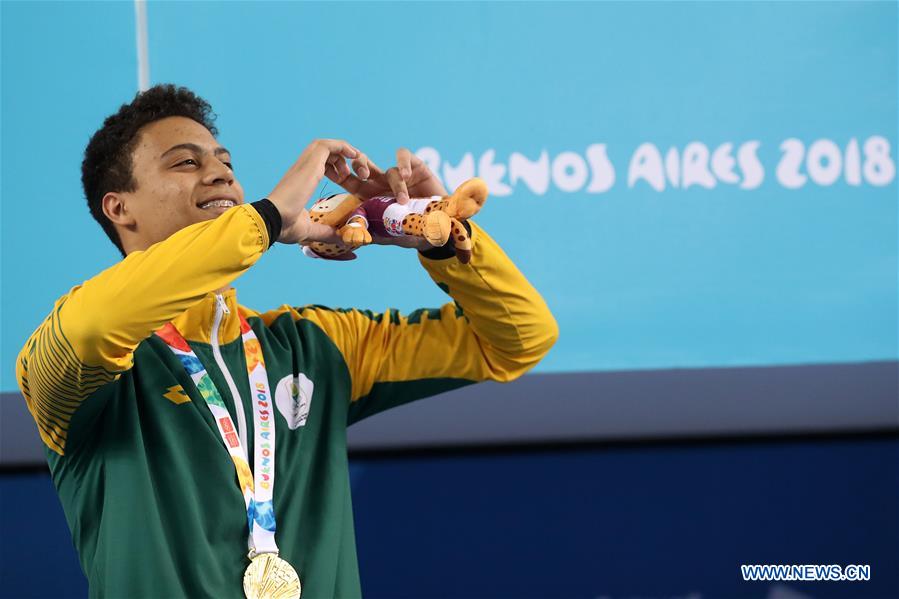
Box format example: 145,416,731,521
15,204,271,454
16,302,120,455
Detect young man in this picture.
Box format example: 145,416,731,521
15,84,557,598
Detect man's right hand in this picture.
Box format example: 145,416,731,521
267,139,373,245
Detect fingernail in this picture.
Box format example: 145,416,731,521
399,192,409,203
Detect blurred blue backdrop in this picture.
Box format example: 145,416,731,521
2,1,896,389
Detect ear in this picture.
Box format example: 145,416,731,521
101,192,136,227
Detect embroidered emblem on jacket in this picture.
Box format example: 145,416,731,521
274,373,314,429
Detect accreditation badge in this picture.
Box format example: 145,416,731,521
158,308,304,599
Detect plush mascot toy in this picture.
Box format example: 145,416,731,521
301,177,488,264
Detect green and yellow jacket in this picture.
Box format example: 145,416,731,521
15,202,557,598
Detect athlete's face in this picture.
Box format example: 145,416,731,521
105,116,245,253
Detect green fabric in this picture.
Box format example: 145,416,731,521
45,312,461,598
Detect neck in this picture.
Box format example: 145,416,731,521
214,285,232,295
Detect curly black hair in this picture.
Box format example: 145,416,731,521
81,84,218,256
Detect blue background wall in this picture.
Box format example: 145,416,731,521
1,1,896,387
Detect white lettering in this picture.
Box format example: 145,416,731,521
844,138,861,186
806,139,842,186
863,136,895,186
415,147,441,180
442,153,475,192
737,141,764,190
586,144,615,193
628,143,665,191
682,142,716,189
551,151,589,192
509,150,550,195
665,147,680,188
478,149,512,196
417,135,892,196
777,138,806,189
711,143,739,184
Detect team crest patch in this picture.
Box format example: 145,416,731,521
274,373,314,429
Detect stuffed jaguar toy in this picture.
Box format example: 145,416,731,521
301,177,488,264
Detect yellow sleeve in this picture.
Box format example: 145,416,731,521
15,204,270,455
260,221,558,421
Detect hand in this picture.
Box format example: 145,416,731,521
326,148,448,205
267,139,360,245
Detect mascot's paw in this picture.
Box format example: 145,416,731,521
338,222,372,248
423,211,452,247
443,177,488,220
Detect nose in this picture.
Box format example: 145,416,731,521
202,158,234,186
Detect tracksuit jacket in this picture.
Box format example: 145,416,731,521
15,201,558,598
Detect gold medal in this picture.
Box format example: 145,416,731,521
243,553,301,599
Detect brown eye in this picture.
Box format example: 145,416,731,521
177,159,198,167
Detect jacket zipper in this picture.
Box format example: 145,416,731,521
212,293,248,451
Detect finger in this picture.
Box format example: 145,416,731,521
325,152,340,171
335,174,366,195
355,154,386,183
324,162,377,196
324,162,342,183
326,154,352,180
341,142,360,159
365,160,389,185
351,154,371,181
327,152,389,198
396,148,413,179
304,220,342,245
405,152,442,187
404,152,447,196
406,152,427,172
336,158,352,179
386,167,410,204
322,139,357,160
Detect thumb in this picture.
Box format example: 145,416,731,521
300,220,342,245
303,221,340,243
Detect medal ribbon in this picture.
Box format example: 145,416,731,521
156,314,279,557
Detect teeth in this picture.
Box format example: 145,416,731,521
200,199,235,209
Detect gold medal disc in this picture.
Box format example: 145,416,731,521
243,553,301,599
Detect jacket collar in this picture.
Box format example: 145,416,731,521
170,287,243,346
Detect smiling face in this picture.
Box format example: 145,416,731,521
103,116,244,254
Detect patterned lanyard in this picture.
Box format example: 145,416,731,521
156,313,280,558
